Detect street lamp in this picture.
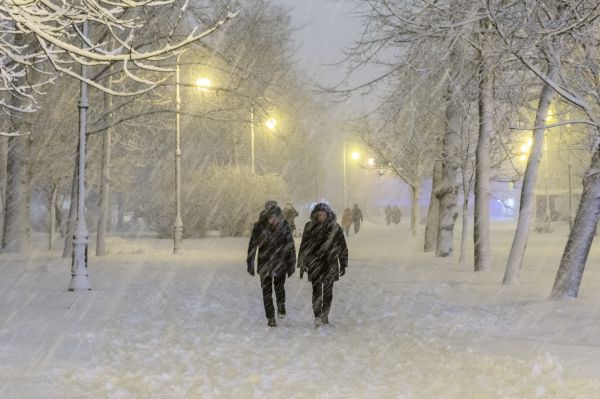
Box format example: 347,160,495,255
173,51,185,254
196,77,211,92
265,118,276,130
173,69,212,253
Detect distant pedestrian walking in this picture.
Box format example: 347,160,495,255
247,205,296,327
392,206,402,225
298,203,348,327
341,207,352,236
283,202,299,236
384,205,392,226
351,204,363,234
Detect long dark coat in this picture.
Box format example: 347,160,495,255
247,219,296,278
298,204,348,283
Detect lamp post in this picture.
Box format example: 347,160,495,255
69,20,91,291
173,51,185,254
249,102,276,174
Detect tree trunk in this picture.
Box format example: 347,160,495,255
3,131,32,252
436,86,463,256
63,155,78,258
503,65,558,284
96,89,112,256
49,182,58,250
459,155,473,263
459,188,470,263
56,194,66,238
424,158,442,252
474,40,493,272
410,184,418,237
551,142,600,298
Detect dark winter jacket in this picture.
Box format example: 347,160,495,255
298,203,348,283
247,213,296,279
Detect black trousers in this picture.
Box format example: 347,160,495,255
260,273,286,319
354,220,361,234
311,279,334,319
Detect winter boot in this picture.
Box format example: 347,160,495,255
320,315,329,325
267,317,277,327
314,317,322,328
277,303,286,319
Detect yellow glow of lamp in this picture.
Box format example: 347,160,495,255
196,77,212,91
367,158,375,167
351,151,361,161
265,118,276,130
520,144,530,154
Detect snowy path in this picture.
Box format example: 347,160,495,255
1,221,600,398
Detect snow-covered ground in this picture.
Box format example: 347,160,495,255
2,220,600,398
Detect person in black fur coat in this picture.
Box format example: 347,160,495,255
298,203,348,327
247,205,296,327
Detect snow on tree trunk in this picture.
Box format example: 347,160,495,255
63,157,78,258
96,89,112,256
424,158,442,252
436,80,463,257
503,65,557,284
3,131,32,252
551,141,600,299
474,41,493,272
410,184,418,237
49,182,57,250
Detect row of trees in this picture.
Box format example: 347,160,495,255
342,0,600,298
0,1,325,257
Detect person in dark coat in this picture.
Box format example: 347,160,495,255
384,205,392,226
392,206,402,224
351,204,363,234
298,203,348,327
247,205,296,327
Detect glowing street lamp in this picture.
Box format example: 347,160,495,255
367,157,376,167
265,118,276,130
196,77,212,92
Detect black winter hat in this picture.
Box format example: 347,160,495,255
266,205,282,218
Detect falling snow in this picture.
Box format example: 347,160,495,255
1,221,600,398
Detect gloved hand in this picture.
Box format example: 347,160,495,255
299,266,305,279
340,266,346,277
247,263,255,276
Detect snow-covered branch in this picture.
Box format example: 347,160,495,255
0,0,237,112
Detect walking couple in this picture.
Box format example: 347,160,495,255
247,202,348,327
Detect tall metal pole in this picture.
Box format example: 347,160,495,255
343,142,347,209
69,20,91,291
250,105,255,174
173,51,184,253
